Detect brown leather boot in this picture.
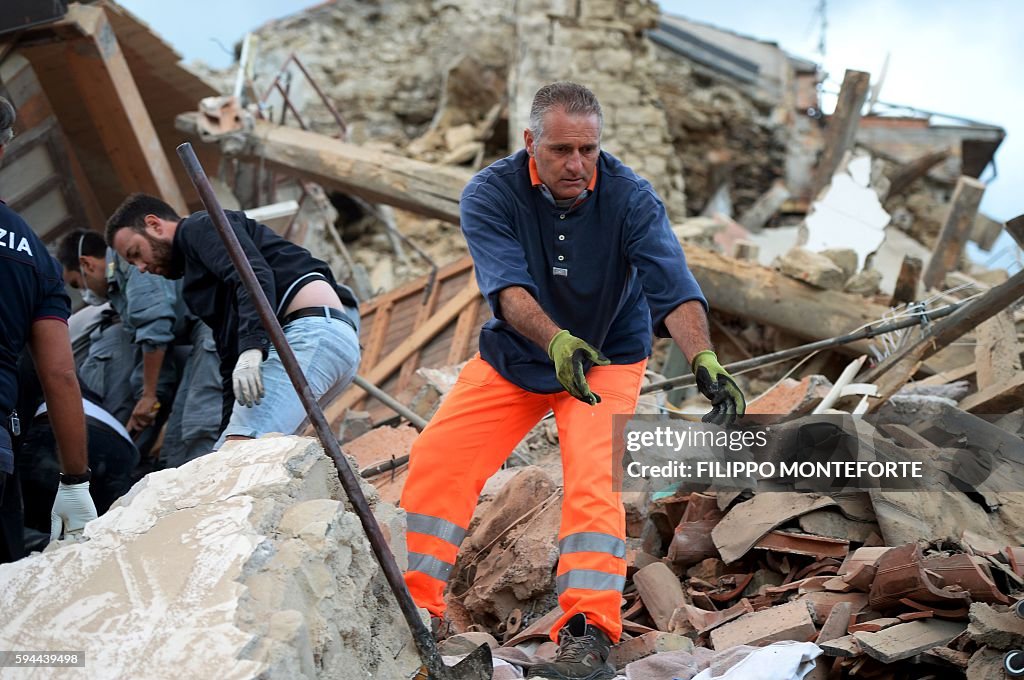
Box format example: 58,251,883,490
526,613,615,680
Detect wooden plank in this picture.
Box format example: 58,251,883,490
861,264,1024,405
683,245,891,357
177,112,470,224
448,299,481,364
353,301,394,411
974,271,1021,391
737,180,790,233
359,256,474,315
61,4,186,214
959,374,1024,414
809,70,871,199
889,255,922,306
919,362,975,386
1007,214,1024,250
879,423,938,449
360,301,393,373
396,278,443,391
922,176,986,290
885,148,951,199
322,279,481,427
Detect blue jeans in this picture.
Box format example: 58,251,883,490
216,314,360,447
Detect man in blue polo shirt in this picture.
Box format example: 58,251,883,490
401,82,745,680
0,96,97,562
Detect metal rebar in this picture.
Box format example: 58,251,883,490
641,298,968,394
352,374,428,431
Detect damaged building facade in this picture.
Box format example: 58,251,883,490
1,0,1022,679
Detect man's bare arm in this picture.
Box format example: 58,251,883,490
128,347,164,431
498,286,560,350
29,319,88,475
663,300,713,364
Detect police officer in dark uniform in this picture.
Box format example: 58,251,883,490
0,96,97,562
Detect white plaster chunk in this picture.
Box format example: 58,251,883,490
804,161,891,272
0,436,417,680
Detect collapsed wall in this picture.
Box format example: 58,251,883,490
0,437,420,680
509,0,687,219
650,44,787,217
246,0,514,144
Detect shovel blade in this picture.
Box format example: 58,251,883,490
419,643,493,680
448,643,493,679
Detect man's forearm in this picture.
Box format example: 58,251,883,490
29,320,88,475
664,300,714,365
498,287,560,350
140,346,165,398
44,370,88,474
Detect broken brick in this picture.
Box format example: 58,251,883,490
753,530,849,560
669,599,753,635
968,602,1024,650
709,599,816,651
746,375,832,421
802,592,869,625
847,617,901,633
607,632,694,671
816,601,853,644
633,562,687,632
820,634,862,658
853,619,966,663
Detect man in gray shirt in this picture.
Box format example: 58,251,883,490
58,229,222,466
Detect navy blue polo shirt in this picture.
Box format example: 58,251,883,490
461,148,707,394
0,202,70,472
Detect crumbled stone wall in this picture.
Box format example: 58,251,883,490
0,437,420,680
247,0,514,144
508,0,687,219
650,43,788,217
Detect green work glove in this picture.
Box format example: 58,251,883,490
692,350,746,426
547,330,610,405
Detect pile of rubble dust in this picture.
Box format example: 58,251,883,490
0,436,421,680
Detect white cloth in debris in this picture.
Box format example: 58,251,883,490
692,641,822,680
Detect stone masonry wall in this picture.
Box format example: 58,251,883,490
650,43,787,217
247,0,514,144
509,0,687,219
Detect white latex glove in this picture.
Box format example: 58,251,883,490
50,481,98,542
232,348,265,407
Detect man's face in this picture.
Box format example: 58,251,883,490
111,216,176,277
63,255,107,298
524,107,600,201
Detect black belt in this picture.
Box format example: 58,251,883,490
282,306,357,332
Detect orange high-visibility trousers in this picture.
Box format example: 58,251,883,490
400,354,646,642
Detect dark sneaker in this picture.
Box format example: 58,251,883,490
526,613,615,680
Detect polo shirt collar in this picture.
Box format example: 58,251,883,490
528,156,598,209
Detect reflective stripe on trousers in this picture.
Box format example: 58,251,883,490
556,530,627,595
400,355,645,641
405,512,467,583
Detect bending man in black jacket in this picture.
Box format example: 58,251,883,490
105,194,361,448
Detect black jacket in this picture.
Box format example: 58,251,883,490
170,210,358,378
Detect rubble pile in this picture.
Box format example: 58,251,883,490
651,49,787,217
0,438,421,680
408,403,1024,679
